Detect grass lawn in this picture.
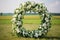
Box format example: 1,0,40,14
0,15,60,40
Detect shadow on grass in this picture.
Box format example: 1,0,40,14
38,36,60,40
12,33,60,40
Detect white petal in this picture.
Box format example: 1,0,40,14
42,23,46,27
11,18,16,22
45,17,49,22
38,31,42,36
34,33,38,37
42,14,44,16
15,28,20,33
16,10,20,13
22,3,25,6
18,14,22,20
17,21,22,26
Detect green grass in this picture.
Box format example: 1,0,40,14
0,17,60,25
23,19,41,24
0,19,11,24
0,16,60,40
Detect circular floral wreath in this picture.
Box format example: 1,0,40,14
11,1,51,38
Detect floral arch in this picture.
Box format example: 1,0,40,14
11,1,51,38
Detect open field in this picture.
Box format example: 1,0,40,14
0,15,60,40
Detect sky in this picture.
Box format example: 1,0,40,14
0,0,60,13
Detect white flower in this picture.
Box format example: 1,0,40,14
45,17,49,22
18,14,22,17
44,30,48,33
22,3,25,6
27,5,31,9
17,21,22,26
31,1,35,6
16,10,20,13
42,23,46,27
39,25,42,29
44,26,47,29
38,31,42,36
42,14,44,16
42,23,47,29
22,31,25,36
18,14,22,20
15,27,20,33
11,18,16,23
34,33,38,38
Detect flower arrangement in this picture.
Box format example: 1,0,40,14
11,1,51,38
